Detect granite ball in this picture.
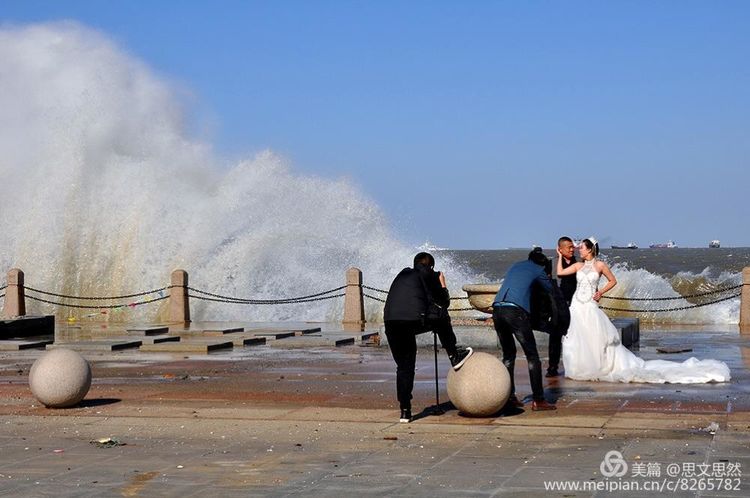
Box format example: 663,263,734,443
447,351,511,416
29,349,92,408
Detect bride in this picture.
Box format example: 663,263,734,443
557,237,730,383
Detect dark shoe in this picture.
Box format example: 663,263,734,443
399,408,412,423
546,367,561,378
505,395,525,409
531,400,557,411
449,347,474,371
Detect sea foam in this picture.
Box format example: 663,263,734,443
600,263,740,324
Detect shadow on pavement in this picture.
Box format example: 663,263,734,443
77,398,121,408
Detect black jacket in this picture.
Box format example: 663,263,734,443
558,256,577,304
383,264,449,322
530,280,571,335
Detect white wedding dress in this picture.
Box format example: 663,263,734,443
562,259,730,383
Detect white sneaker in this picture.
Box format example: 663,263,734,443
450,347,474,371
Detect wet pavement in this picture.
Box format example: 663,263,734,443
0,322,749,496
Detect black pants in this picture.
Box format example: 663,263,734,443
548,329,562,370
550,298,573,370
384,318,458,410
492,306,545,401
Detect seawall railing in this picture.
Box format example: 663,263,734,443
1,267,749,332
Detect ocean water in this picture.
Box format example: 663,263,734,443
448,247,750,324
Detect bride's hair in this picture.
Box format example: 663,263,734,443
582,238,599,257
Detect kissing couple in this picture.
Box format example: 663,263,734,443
492,237,730,413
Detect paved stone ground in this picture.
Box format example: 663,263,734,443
0,323,748,497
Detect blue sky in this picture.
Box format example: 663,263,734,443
3,1,749,248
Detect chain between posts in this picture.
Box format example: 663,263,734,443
185,285,348,304
600,284,743,301
189,293,345,304
362,285,387,294
8,281,746,313
10,284,350,310
364,284,745,313
363,284,470,302
25,294,169,309
599,292,741,313
362,285,474,312
23,285,169,301
363,293,387,303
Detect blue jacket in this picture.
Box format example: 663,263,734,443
493,260,553,313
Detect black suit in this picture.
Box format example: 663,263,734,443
549,256,576,371
559,256,577,304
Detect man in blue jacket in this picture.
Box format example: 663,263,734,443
493,249,557,411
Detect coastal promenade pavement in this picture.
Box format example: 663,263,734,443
0,322,748,497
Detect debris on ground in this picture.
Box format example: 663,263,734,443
656,347,693,354
703,422,720,435
90,437,125,448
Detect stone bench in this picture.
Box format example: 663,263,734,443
0,315,54,339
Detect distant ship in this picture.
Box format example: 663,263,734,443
709,240,721,248
649,240,677,248
611,242,638,249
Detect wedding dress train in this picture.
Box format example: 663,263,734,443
562,259,730,383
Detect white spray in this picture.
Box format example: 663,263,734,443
0,22,471,322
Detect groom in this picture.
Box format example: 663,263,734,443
492,249,557,411
545,236,577,377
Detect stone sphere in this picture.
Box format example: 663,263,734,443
29,349,92,408
447,352,511,416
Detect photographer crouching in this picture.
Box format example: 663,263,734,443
384,252,473,423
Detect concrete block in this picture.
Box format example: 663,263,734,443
174,327,244,337
360,331,379,343
47,340,142,351
612,318,640,349
108,335,179,345
267,335,355,348
231,336,266,347
343,267,365,325
0,315,54,339
140,340,233,353
2,268,26,317
0,339,53,350
168,269,190,323
244,327,321,336
248,331,297,340
201,327,245,336
125,326,170,336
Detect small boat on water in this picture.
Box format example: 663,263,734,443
611,242,638,249
709,240,721,248
649,240,677,248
